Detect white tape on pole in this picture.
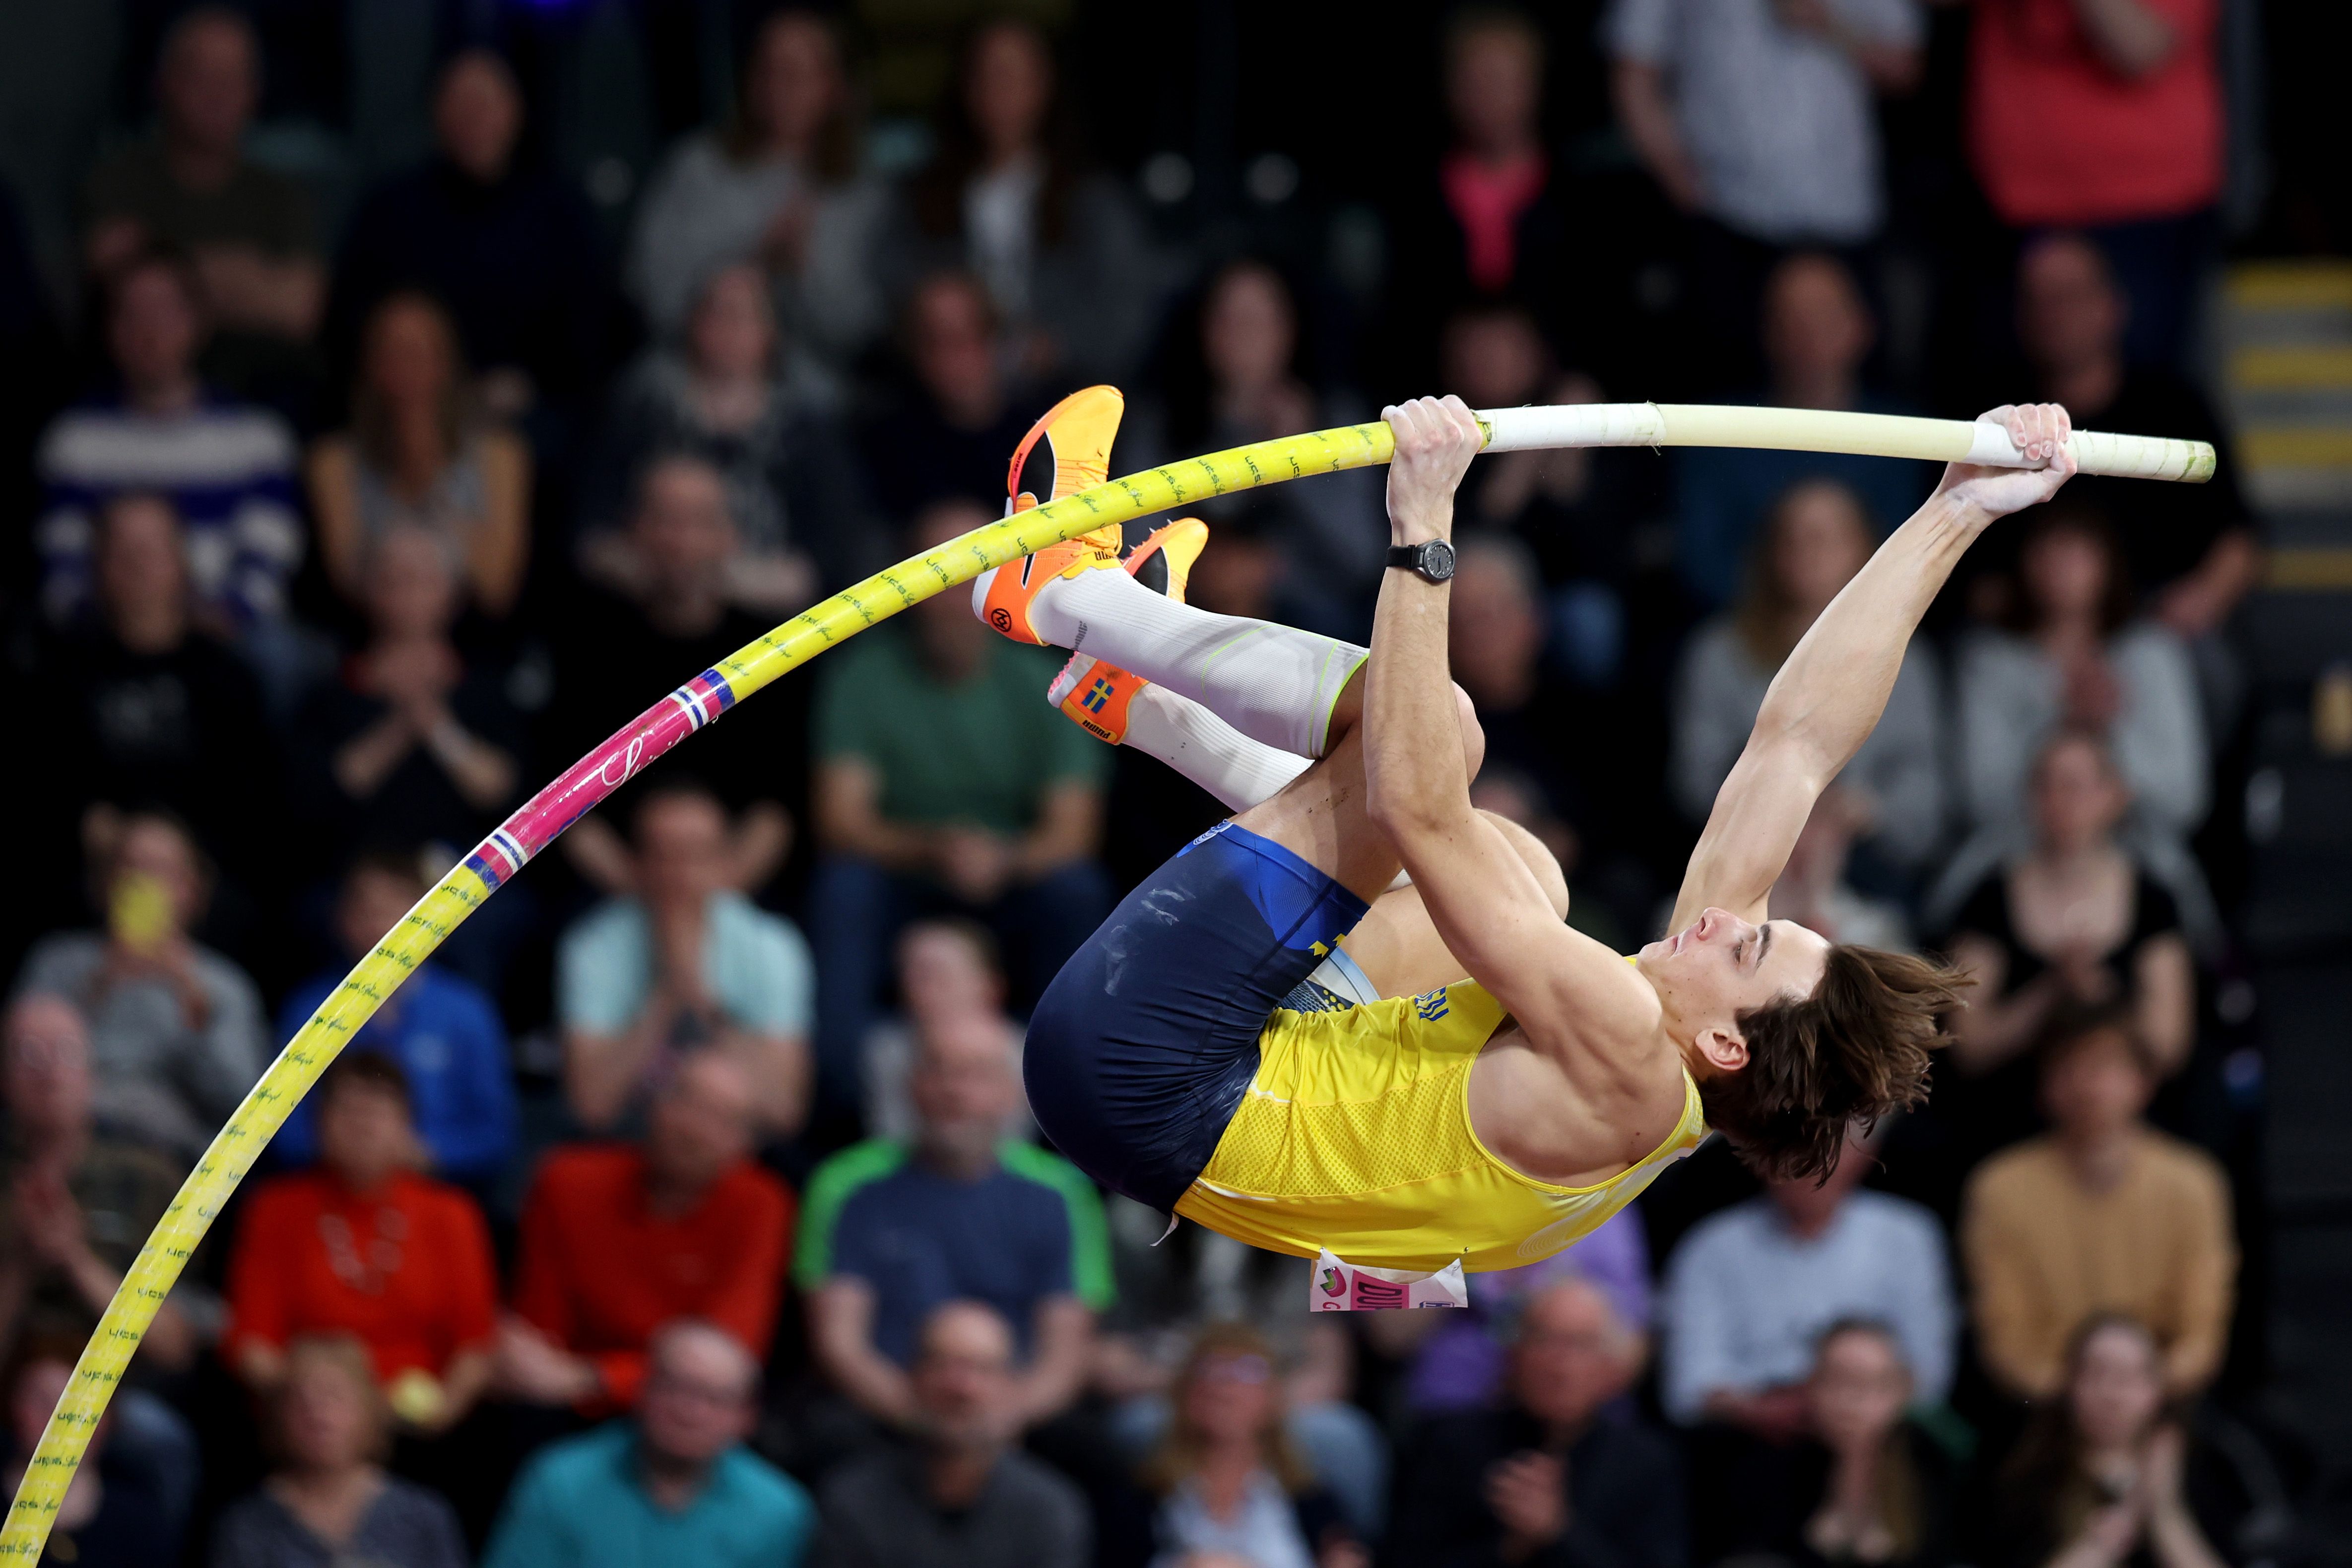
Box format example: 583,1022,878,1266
1475,403,2216,483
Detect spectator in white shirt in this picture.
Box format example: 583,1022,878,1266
1660,1126,1956,1433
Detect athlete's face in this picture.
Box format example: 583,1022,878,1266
1638,907,1830,1071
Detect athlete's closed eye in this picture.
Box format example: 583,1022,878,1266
1757,924,1774,969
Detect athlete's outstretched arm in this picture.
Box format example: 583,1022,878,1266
1362,399,1658,1060
1669,404,2079,933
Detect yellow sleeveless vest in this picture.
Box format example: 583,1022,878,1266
1174,978,1707,1274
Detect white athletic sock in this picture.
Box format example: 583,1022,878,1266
984,563,1366,757
1124,682,1311,811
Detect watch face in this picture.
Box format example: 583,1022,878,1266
1423,539,1456,582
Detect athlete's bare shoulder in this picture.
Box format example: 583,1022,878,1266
1465,935,1690,1187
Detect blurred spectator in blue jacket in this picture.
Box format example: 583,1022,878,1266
271,849,516,1185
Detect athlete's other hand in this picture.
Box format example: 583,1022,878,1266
1383,394,1483,546
1935,402,2077,522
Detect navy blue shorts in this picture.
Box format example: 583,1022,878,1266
1025,822,1370,1212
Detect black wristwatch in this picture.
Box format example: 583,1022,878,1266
1386,539,1456,583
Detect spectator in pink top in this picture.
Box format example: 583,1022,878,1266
1386,11,1615,385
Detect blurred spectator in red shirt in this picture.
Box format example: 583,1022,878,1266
225,1053,498,1436
1967,0,2223,371
496,1051,793,1415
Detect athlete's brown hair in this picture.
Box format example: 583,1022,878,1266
1699,945,1970,1181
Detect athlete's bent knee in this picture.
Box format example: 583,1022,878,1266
1476,808,1569,918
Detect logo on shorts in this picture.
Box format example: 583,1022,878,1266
1413,987,1451,1022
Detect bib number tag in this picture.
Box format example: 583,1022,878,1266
1310,1249,1469,1311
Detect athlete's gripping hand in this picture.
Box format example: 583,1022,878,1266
1934,401,2078,524
1383,394,1484,547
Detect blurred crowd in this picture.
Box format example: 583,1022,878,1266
0,2,2302,1567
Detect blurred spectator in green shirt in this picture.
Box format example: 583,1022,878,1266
808,497,1111,1109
